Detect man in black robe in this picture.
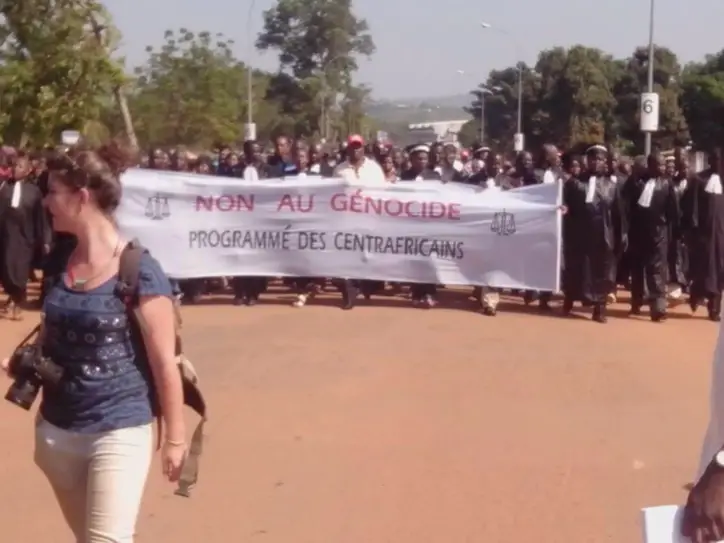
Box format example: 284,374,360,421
668,151,692,297
231,139,275,306
400,144,442,307
623,153,679,321
616,155,647,290
681,150,724,321
0,151,49,319
607,150,626,184
562,145,626,323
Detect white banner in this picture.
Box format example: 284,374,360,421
116,169,562,290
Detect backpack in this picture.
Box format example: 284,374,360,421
115,239,207,498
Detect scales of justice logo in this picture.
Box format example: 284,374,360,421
145,193,170,220
490,209,516,235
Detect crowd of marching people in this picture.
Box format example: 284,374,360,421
135,135,723,324
0,135,719,323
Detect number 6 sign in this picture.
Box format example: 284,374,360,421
640,92,659,132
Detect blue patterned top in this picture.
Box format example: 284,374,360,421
39,252,172,433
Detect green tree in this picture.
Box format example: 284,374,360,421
464,44,696,153
613,46,689,153
0,0,124,146
531,46,618,148
256,0,375,137
128,29,277,148
681,50,724,150
465,63,540,152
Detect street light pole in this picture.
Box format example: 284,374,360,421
245,0,256,140
480,88,486,144
481,22,524,151
644,0,655,156
516,62,523,137
457,70,485,144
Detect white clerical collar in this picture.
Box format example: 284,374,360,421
638,178,656,208
1,180,22,208
705,173,723,195
585,176,597,203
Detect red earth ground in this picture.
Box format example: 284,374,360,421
0,284,718,542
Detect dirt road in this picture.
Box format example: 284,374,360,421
0,291,716,542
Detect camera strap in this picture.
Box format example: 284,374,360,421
15,324,42,349
117,239,207,498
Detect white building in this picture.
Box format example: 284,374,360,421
407,120,469,144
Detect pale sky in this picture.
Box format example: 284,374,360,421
106,0,724,100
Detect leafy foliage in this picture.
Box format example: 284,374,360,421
0,0,376,148
460,44,700,153
256,0,375,141
681,51,724,151
125,29,272,148
0,0,124,147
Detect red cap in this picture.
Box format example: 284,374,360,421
347,134,364,146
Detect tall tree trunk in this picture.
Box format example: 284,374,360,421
88,14,138,149
113,84,137,149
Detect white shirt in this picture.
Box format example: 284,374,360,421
243,165,259,181
334,157,386,186
439,165,460,182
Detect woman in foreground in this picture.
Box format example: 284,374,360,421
2,143,186,542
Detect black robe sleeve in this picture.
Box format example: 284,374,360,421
680,176,699,232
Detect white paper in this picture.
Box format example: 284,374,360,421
641,505,686,543
585,176,597,203
641,505,724,543
243,165,259,182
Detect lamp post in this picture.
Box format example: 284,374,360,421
457,70,501,145
642,0,658,156
244,0,256,141
480,22,524,151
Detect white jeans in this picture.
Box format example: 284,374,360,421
34,418,153,543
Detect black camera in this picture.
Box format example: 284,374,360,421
4,344,64,410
